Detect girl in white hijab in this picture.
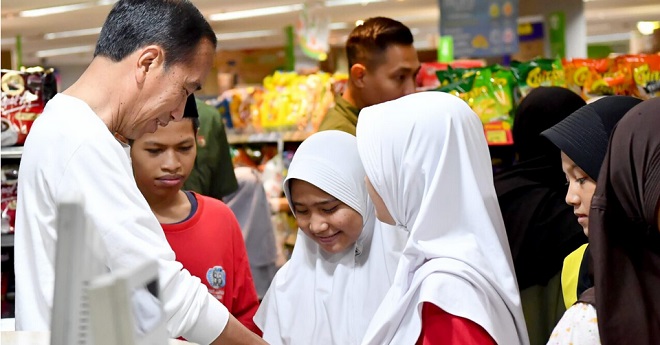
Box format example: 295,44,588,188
357,92,529,345
254,130,406,345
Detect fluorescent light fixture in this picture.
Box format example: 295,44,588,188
637,21,660,35
210,0,385,21
19,0,116,18
329,22,349,30
216,29,279,41
1,38,17,45
210,4,303,21
35,45,95,58
325,0,386,7
20,3,93,17
44,27,103,40
586,32,632,44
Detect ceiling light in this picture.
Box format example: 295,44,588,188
1,38,17,45
18,0,116,18
35,45,96,58
216,30,279,41
329,22,349,30
210,4,303,21
325,0,386,7
210,0,386,22
355,20,365,26
586,32,632,44
637,21,660,35
44,27,103,40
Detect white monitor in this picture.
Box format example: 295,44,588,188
87,260,168,345
50,198,107,345
49,196,167,345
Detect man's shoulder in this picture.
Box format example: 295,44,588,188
195,99,221,120
318,106,357,135
30,94,107,141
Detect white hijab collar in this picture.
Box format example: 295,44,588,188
254,130,406,345
357,92,529,345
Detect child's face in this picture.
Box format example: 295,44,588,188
561,152,597,236
289,179,363,254
130,119,197,200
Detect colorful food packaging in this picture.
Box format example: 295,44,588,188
630,54,660,99
510,58,566,97
438,66,515,145
1,165,18,234
1,67,57,147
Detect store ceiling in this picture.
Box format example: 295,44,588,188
1,0,659,67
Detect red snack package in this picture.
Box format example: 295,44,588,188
631,54,660,99
1,67,57,147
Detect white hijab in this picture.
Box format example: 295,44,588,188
357,92,529,345
254,130,407,345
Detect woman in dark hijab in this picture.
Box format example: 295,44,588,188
541,95,643,310
494,87,587,344
548,99,660,345
589,98,660,345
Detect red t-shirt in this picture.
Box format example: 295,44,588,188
417,302,496,345
161,192,261,335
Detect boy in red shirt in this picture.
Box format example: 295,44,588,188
129,95,261,335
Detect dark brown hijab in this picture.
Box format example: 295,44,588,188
495,87,587,289
590,98,660,345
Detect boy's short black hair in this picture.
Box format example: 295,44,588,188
184,94,200,135
346,17,414,69
94,0,217,68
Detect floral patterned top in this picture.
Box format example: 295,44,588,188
547,302,600,344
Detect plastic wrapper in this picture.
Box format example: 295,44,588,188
1,166,18,234
1,67,57,147
511,58,566,97
628,54,660,99
438,66,515,145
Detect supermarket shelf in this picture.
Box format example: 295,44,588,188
1,233,14,247
227,131,312,145
1,146,23,159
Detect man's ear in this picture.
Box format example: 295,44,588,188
350,63,367,89
135,45,164,86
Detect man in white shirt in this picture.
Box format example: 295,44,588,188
14,1,265,344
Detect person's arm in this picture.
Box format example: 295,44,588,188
211,315,267,345
416,302,496,345
60,143,242,343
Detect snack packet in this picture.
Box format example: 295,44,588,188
1,67,57,146
510,58,566,97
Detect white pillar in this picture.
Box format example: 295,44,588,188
519,0,587,59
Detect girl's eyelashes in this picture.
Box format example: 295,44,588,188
323,205,339,214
